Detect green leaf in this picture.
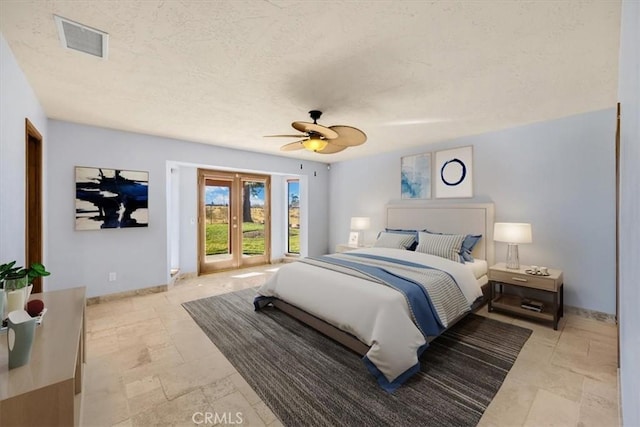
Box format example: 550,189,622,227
30,263,46,273
0,261,17,273
27,262,50,279
6,269,28,280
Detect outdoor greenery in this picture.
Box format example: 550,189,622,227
287,205,299,254
204,205,300,256
205,223,300,256
288,227,300,253
205,222,264,255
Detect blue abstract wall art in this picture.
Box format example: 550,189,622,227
75,167,149,230
401,152,432,199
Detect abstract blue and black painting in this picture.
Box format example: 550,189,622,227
75,167,149,230
401,152,432,199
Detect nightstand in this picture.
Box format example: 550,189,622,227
488,262,564,330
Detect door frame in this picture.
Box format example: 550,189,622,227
197,169,271,275
615,102,620,367
25,119,43,293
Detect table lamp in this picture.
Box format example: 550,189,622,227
493,222,532,269
350,217,370,247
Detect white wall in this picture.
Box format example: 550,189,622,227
0,33,48,265
617,1,640,425
46,120,330,297
329,109,616,314
177,166,198,275
168,166,180,271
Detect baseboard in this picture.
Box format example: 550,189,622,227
86,284,168,305
272,256,300,264
617,368,622,426
564,305,616,324
176,271,197,281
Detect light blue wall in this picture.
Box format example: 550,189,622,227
46,120,330,297
0,33,48,265
617,1,640,425
330,109,616,314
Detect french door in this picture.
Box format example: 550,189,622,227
198,169,270,274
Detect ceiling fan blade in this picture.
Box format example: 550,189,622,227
317,142,348,154
291,121,339,139
264,134,306,138
328,126,367,147
280,140,306,151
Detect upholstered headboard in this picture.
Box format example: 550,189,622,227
386,202,495,265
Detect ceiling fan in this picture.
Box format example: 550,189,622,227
265,110,367,154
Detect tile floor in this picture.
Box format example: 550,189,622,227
80,266,620,427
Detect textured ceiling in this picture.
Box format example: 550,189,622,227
0,1,621,162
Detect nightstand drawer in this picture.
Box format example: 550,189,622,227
489,270,557,291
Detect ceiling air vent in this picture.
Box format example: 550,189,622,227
54,15,108,59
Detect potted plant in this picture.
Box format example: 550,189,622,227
1,261,50,316
1,261,50,290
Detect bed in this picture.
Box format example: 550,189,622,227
254,202,495,391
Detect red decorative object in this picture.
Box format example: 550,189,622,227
26,299,44,317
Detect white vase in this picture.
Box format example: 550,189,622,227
6,289,26,313
24,284,33,306
5,284,33,313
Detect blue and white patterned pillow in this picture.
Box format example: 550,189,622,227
416,232,466,262
383,228,422,251
425,230,482,262
373,232,416,250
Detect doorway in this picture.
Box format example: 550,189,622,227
198,169,270,274
25,119,43,293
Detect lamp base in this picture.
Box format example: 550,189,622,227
505,243,520,269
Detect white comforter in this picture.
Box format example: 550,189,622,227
256,247,483,384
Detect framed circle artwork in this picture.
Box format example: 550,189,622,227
435,146,473,198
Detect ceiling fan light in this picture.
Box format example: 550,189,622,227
302,136,328,152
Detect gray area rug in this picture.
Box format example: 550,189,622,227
182,288,532,427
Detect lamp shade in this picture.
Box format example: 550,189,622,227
493,223,532,244
350,217,371,231
302,136,328,152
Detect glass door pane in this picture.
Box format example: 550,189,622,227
288,180,300,254
241,180,267,260
202,179,234,270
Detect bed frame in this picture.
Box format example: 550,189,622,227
386,202,495,265
271,202,496,356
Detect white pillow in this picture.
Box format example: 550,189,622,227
373,232,415,250
416,232,466,262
